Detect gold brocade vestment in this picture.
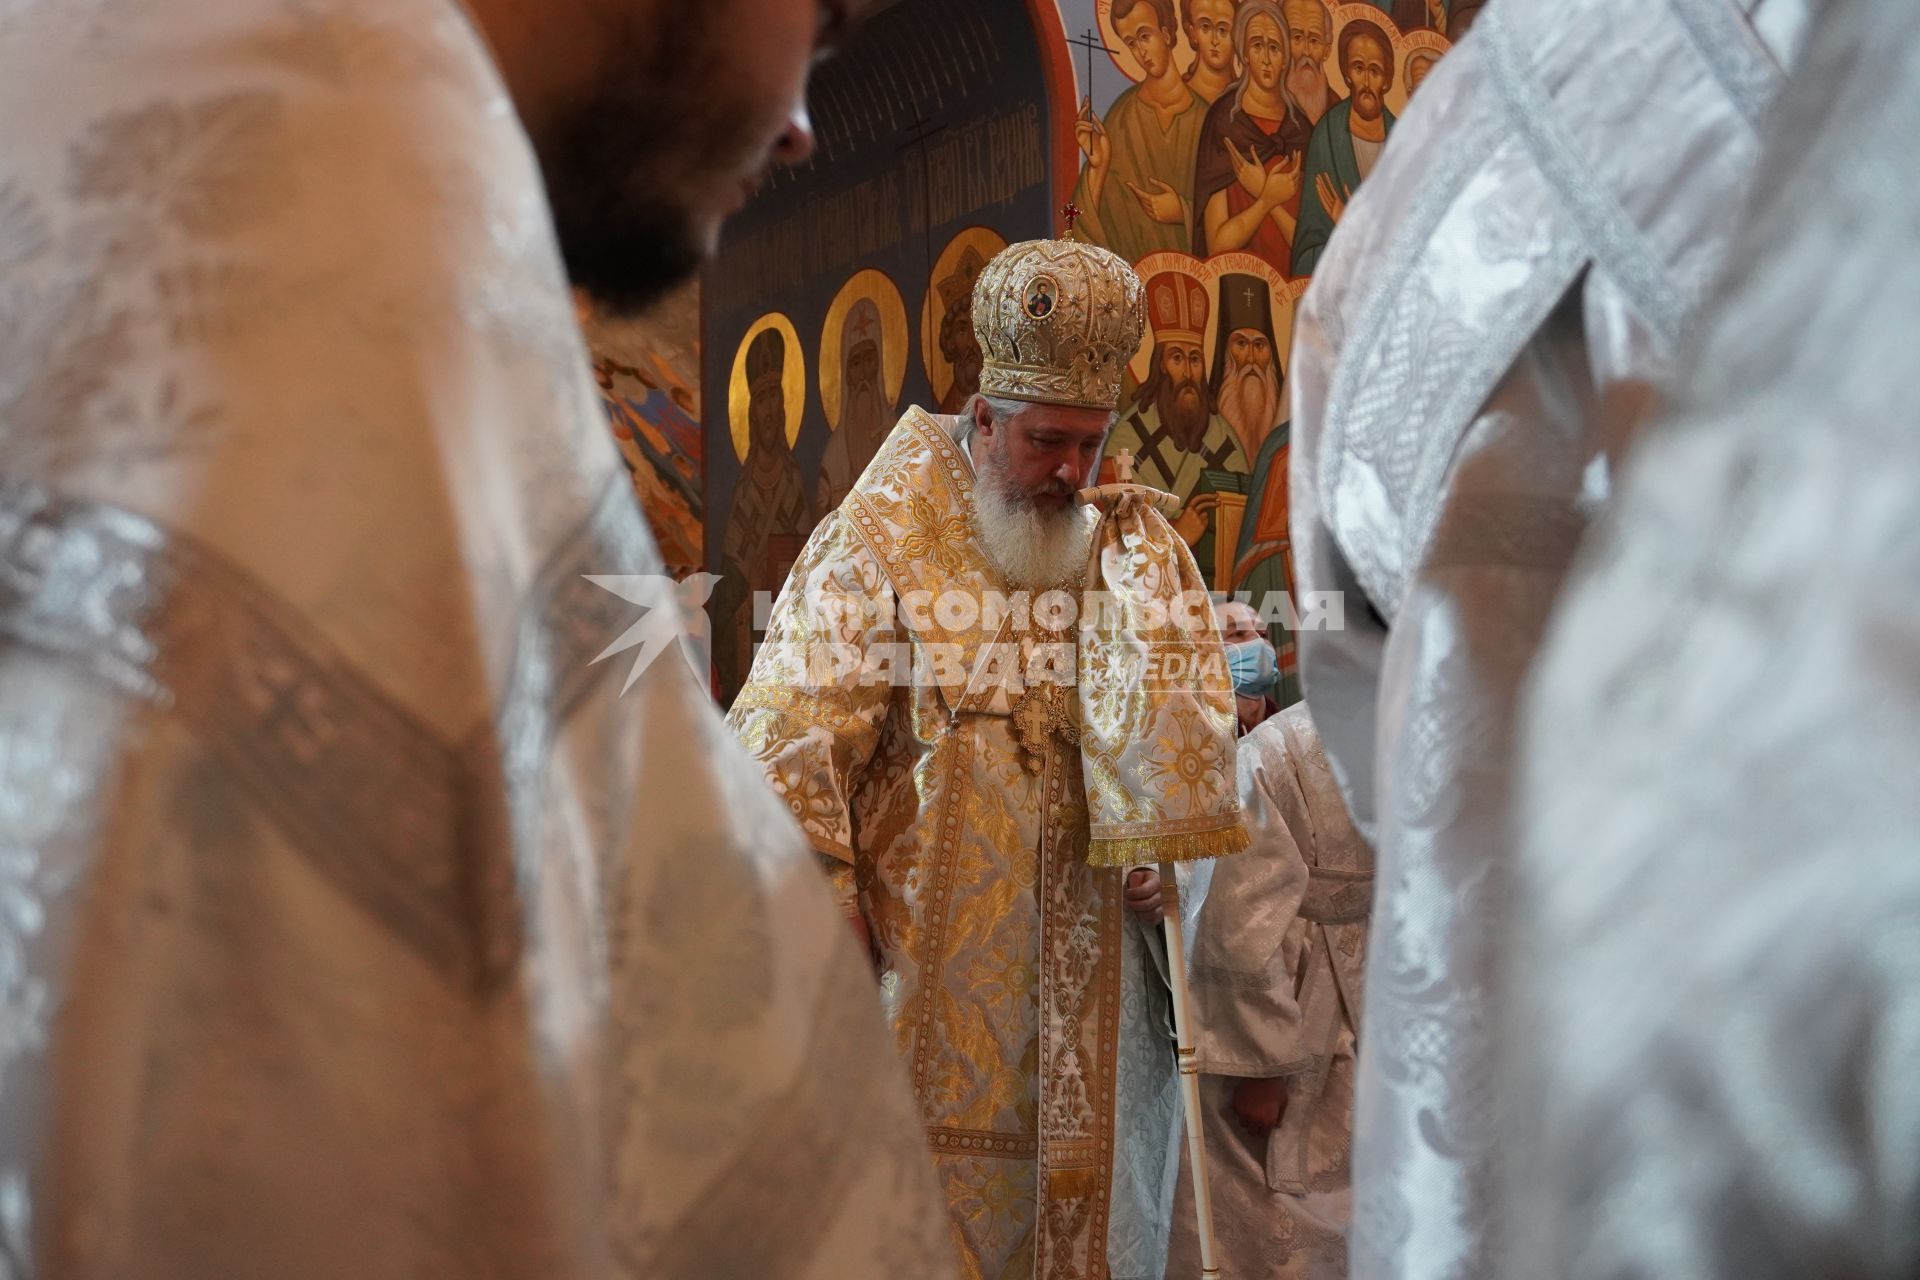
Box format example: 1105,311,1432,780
730,409,1183,1279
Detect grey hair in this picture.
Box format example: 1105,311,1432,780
955,394,1036,443
957,394,1119,443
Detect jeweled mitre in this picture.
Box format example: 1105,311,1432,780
972,239,1146,412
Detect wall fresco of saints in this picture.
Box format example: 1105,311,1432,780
708,225,1020,700
702,0,1055,704
1061,0,1464,704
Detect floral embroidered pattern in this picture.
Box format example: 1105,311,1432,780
894,490,972,577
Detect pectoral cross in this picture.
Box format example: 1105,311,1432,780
1011,680,1079,773
1114,448,1136,485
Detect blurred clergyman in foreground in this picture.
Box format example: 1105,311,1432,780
1500,0,1920,1273
1284,0,1808,1272
0,2,957,1277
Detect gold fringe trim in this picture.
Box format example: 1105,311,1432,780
1085,822,1250,868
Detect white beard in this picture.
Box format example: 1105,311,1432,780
972,451,1093,590
1218,357,1282,448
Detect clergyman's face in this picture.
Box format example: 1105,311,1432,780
533,0,871,315
979,403,1111,513
1218,602,1265,645
1117,6,1177,81
1185,0,1236,77
1345,32,1391,121
1244,14,1288,93
972,403,1104,589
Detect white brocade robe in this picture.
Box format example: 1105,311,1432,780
1286,0,1807,1274
0,3,956,1277
1168,705,1371,1280
1501,0,1920,1274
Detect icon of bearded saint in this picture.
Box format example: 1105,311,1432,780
1283,0,1338,125
1134,275,1214,452
818,297,893,512
936,247,987,412
1210,271,1285,456
842,301,886,445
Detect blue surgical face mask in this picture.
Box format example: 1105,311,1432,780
1227,639,1277,697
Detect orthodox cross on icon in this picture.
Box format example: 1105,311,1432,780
1065,26,1111,102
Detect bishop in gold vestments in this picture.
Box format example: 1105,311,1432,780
730,240,1245,1279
